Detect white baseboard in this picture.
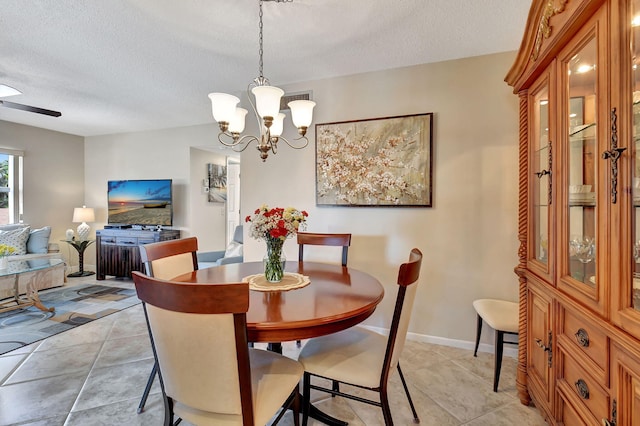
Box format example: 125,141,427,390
360,325,519,359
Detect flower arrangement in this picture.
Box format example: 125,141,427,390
246,205,308,282
245,205,308,241
0,244,15,257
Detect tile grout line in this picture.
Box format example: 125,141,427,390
64,316,117,423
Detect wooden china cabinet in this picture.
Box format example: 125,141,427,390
506,0,640,424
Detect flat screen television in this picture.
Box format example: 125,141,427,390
107,179,173,226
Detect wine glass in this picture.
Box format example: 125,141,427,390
570,236,595,264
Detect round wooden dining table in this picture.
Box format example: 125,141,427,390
171,261,385,343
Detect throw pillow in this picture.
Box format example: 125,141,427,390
224,240,243,258
0,223,29,232
0,226,31,255
27,226,51,254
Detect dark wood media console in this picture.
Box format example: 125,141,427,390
96,228,181,280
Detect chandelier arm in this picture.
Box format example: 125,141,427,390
276,135,309,150
217,132,260,152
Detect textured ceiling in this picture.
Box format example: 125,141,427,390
0,0,532,136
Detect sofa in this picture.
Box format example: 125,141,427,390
0,224,66,300
197,225,244,269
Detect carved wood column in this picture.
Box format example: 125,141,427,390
514,90,531,405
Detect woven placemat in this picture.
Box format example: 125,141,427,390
242,272,310,292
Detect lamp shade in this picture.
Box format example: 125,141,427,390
270,113,286,137
208,93,240,123
251,86,284,118
72,206,95,223
288,100,316,128
228,107,248,134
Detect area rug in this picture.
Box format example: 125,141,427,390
0,282,140,355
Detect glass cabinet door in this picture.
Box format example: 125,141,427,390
558,17,606,313
530,74,553,280
632,0,640,314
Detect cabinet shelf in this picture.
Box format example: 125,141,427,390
569,122,596,138
568,201,595,207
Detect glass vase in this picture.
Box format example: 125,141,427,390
264,237,286,282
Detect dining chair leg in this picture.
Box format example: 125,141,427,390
332,380,340,397
474,314,482,357
163,394,174,426
137,361,158,413
397,363,420,423
293,388,301,426
380,388,394,426
494,330,505,392
302,372,311,426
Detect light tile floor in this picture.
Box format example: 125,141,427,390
0,277,547,425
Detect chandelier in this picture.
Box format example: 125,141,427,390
208,0,316,162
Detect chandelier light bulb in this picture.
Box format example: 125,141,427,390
208,93,240,123
228,108,248,134
288,100,316,128
251,86,284,119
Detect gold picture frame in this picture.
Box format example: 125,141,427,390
315,113,433,207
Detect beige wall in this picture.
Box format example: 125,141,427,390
0,121,85,267
241,51,520,346
83,125,235,261
79,51,519,349
189,147,228,251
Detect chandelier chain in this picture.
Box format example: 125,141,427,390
258,0,264,79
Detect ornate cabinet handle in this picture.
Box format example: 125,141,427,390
533,141,553,204
602,108,626,204
574,328,590,347
534,331,553,367
602,399,617,426
575,379,590,399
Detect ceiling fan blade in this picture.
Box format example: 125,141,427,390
0,100,61,117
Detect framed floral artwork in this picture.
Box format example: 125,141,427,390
315,113,433,207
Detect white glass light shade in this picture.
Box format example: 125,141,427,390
228,108,248,133
288,100,316,128
208,93,240,123
270,113,286,137
0,84,21,98
251,86,284,118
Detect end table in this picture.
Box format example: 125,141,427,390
62,239,95,277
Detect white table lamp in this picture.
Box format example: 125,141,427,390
73,206,95,241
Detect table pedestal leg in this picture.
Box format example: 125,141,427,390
267,342,283,353
67,245,96,277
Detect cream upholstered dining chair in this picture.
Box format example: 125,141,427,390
132,271,304,426
136,237,199,414
297,232,352,267
296,232,352,350
298,248,423,426
472,298,519,392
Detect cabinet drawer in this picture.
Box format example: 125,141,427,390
115,237,138,245
558,391,600,426
137,238,156,244
100,236,116,244
558,304,608,378
557,347,609,423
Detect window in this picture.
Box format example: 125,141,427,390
0,149,23,225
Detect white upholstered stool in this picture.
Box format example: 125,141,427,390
473,299,519,392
